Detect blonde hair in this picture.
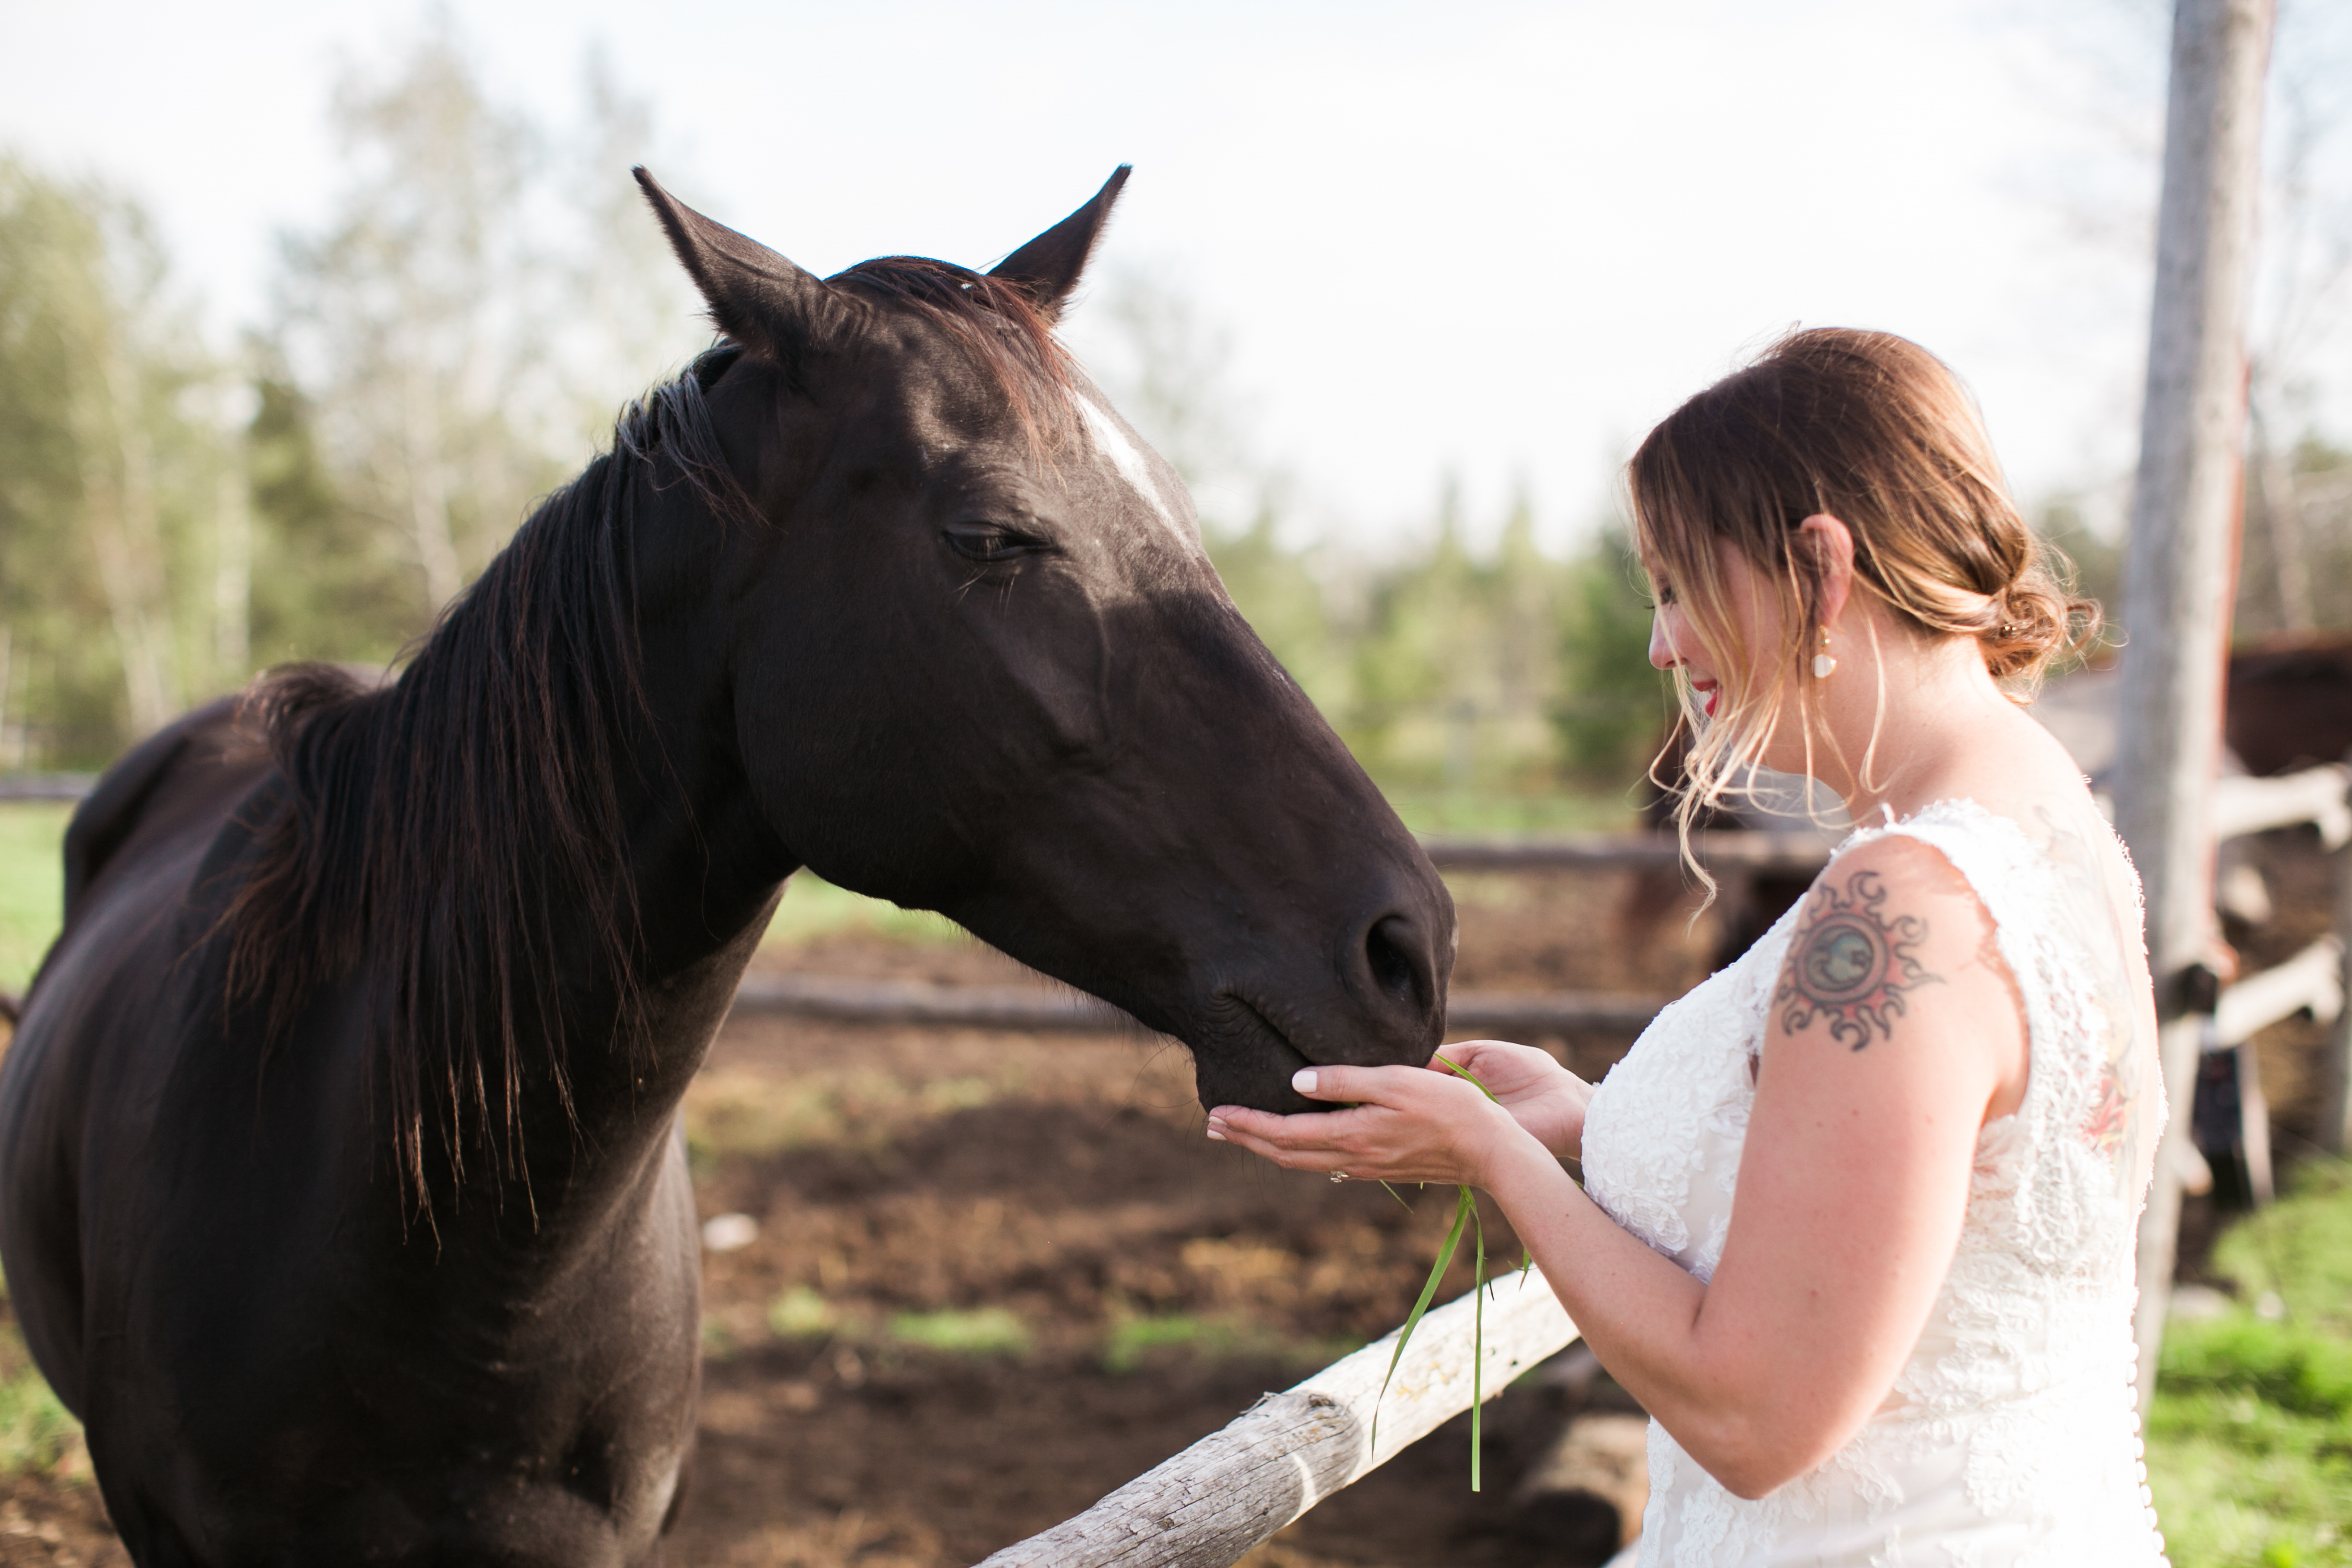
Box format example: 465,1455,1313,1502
1628,328,2098,858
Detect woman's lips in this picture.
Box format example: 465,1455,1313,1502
1695,681,1719,717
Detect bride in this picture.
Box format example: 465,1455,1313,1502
1209,328,2170,1564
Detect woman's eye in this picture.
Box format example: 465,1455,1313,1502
944,524,1044,563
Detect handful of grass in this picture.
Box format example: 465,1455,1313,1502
1368,1053,1522,1492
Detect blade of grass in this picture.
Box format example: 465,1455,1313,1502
1430,1052,1499,1102
1436,1054,1536,1286
1371,1184,1474,1458
1367,1052,1523,1488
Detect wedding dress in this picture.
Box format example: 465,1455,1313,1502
1580,799,2170,1566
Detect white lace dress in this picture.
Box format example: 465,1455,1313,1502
1580,800,2170,1566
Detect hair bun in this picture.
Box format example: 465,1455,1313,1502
1979,569,2099,685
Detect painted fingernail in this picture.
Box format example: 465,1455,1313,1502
1205,1128,1226,1141
1292,1069,1319,1094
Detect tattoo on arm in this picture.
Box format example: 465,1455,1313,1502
1773,869,1940,1049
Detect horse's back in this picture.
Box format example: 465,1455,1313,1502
0,697,273,1415
56,697,262,928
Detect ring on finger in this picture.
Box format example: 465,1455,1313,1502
1329,1171,1351,1184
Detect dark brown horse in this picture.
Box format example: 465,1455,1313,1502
0,170,1452,1566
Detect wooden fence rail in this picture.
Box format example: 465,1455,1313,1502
728,973,1671,1038
973,1269,1579,1568
0,773,94,802
2215,936,2344,1047
1419,829,1836,873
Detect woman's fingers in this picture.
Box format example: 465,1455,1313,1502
1287,1063,1412,1104
1205,1106,1358,1171
1204,1064,1503,1181
1209,1102,1356,1145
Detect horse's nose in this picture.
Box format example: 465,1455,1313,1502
1342,892,1449,1052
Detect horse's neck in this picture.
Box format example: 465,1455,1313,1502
393,498,791,1200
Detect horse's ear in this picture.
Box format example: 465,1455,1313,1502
988,166,1131,323
633,167,847,365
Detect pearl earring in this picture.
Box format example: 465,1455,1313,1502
1813,627,1837,680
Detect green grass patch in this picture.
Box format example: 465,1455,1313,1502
2209,1162,2352,1337
759,869,963,950
0,803,69,995
0,1311,80,1478
1102,1313,1214,1372
683,1068,1006,1175
1380,787,1637,838
2149,1162,2352,1567
887,1307,1030,1358
1099,1310,1351,1375
766,1287,839,1341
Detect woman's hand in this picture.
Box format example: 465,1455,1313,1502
1434,1040,1595,1159
1205,1044,1568,1189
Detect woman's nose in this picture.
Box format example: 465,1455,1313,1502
1649,613,1679,671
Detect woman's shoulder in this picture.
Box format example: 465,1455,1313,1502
1785,828,2006,1014
1831,788,2123,925
1817,802,2013,905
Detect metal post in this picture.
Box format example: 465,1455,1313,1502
2115,0,2274,1412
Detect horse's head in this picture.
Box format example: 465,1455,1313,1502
635,167,1452,1113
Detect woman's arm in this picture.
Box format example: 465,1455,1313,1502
1209,834,2026,1500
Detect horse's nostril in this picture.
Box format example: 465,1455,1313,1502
1365,915,1418,1000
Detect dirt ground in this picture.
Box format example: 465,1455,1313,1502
1,840,2341,1566
664,862,1686,1568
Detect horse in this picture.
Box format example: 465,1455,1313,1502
0,168,1454,1566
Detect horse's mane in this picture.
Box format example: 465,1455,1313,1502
226,344,747,1215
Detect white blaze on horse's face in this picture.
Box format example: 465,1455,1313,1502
1074,394,1197,549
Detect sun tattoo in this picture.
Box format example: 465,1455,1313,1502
1774,870,1940,1050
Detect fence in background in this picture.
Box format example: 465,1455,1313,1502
0,774,93,802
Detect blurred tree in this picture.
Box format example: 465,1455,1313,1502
1349,482,1481,782
1075,267,1360,712
2236,435,2352,640
0,31,716,769
1553,532,1671,785
1073,271,1671,797
240,361,415,670
551,49,707,444
2035,495,2125,649
1084,266,1252,512
1203,494,1354,716
2238,0,2352,639
0,157,230,761
274,23,561,622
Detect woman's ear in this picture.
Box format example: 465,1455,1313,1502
1796,514,1857,629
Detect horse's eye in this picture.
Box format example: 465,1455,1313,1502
944,523,1044,564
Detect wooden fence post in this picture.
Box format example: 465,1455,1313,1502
2114,0,2274,1413
2324,832,2352,1153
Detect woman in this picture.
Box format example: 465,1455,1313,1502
1209,328,2168,1564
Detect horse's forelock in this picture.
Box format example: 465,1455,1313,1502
827,256,1077,453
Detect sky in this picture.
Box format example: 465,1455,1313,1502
4,0,2344,554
